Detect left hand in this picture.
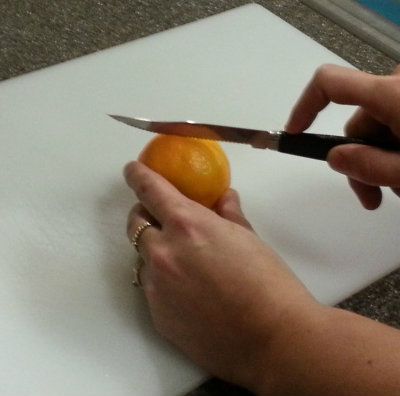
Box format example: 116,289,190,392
124,161,321,393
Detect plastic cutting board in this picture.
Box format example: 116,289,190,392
1,4,399,396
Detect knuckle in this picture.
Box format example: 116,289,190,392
313,64,334,83
344,117,356,136
370,76,388,95
135,177,152,197
370,76,400,127
169,211,208,249
148,247,168,268
168,205,195,235
148,247,178,278
371,76,400,100
349,147,400,187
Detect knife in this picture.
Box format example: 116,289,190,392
109,115,400,161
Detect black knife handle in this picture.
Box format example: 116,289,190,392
278,132,400,161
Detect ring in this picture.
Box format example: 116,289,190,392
130,221,152,252
132,257,144,288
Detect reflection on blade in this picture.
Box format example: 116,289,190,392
109,115,281,150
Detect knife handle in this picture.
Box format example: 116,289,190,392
278,132,400,161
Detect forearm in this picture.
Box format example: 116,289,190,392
257,306,400,396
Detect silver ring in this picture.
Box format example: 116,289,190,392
131,221,152,252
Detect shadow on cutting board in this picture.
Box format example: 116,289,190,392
99,182,256,396
17,178,193,394
98,180,196,393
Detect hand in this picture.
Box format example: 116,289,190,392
286,64,400,210
124,161,320,393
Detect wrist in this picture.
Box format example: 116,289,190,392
251,301,332,396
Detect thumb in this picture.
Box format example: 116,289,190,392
215,189,254,231
328,144,400,186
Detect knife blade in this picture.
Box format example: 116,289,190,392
109,114,400,161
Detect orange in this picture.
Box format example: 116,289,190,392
138,134,230,208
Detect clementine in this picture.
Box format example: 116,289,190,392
138,134,230,208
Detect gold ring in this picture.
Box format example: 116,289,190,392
132,257,144,288
131,221,152,252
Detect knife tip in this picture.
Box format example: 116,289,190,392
109,114,128,124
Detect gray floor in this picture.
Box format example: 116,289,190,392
0,0,397,81
303,0,400,61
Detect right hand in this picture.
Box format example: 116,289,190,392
285,64,400,210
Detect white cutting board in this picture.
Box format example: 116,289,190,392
1,4,399,396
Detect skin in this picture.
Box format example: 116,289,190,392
124,64,400,395
286,63,400,209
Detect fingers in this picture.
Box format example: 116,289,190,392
344,62,400,139
345,107,391,140
127,203,161,259
286,65,376,133
124,161,191,223
215,189,254,231
348,178,382,210
285,63,400,209
341,101,395,210
327,144,400,187
285,64,392,134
